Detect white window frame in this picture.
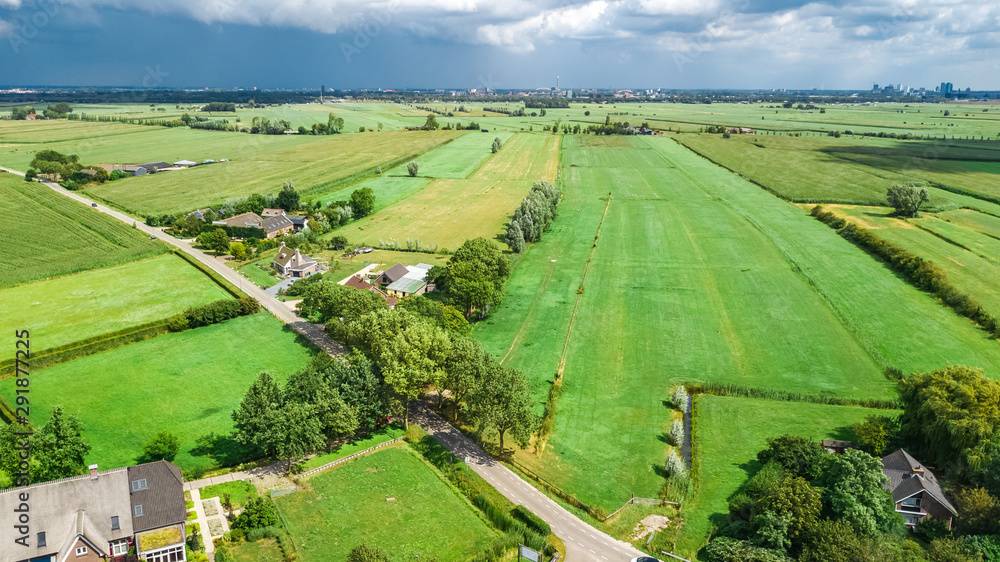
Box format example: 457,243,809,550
112,540,129,555
75,545,88,556
141,544,185,562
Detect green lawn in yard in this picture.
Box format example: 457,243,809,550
298,425,405,471
0,174,166,287
675,395,893,557
236,259,282,288
0,254,229,350
276,445,495,561
475,134,1000,513
199,480,258,510
0,314,316,472
227,539,284,562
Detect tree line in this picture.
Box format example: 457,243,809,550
504,182,563,253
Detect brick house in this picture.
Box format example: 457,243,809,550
882,449,958,530
0,460,187,562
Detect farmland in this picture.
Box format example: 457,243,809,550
0,314,316,471
674,395,891,557
333,132,560,250
275,445,495,561
0,254,230,350
0,173,166,287
475,134,1000,511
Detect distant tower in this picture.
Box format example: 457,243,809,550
556,76,560,91
320,85,325,103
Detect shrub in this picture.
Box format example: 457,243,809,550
140,431,180,462
214,545,234,562
348,542,391,562
512,505,551,537
669,419,684,447
665,449,686,477
407,161,419,177
231,498,278,532
166,314,189,332
705,537,790,562
671,385,689,411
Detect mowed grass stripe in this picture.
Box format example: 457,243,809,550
676,395,887,557
0,254,230,350
0,175,166,287
0,314,316,471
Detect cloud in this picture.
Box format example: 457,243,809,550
476,1,610,51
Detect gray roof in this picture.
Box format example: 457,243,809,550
0,467,133,559
287,214,308,227
381,263,410,284
882,449,957,516
262,214,293,233
217,212,263,229
128,461,186,533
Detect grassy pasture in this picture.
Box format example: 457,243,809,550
0,314,315,471
86,130,462,215
675,395,889,557
476,134,1000,512
0,174,166,287
276,445,495,561
0,254,229,350
332,133,560,250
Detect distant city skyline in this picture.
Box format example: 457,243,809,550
0,0,997,90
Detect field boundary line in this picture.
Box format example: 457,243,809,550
298,437,404,478
912,222,1000,267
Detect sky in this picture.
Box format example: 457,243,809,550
0,0,997,90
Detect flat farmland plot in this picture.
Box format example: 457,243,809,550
0,254,229,350
675,396,889,557
0,314,315,471
334,133,560,250
85,130,461,215
384,130,515,179
0,175,165,287
276,446,495,561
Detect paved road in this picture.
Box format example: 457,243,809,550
9,168,653,561
411,402,648,562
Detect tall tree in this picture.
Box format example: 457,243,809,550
757,435,826,480
442,336,493,420
440,237,510,318
504,220,525,253
264,402,326,472
232,372,283,455
757,476,822,543
275,181,300,211
349,187,376,218
467,364,537,452
813,449,900,537
33,408,91,482
886,184,930,218
285,368,359,440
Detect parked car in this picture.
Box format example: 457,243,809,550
630,558,661,562
91,203,98,207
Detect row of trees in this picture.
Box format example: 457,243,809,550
8,104,69,120
504,181,563,253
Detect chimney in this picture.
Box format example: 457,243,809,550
89,464,99,481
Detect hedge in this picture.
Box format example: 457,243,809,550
168,298,261,332
219,225,266,240
812,206,1000,339
512,505,552,537
171,250,247,298
687,381,900,410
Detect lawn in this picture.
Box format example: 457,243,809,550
0,254,230,350
675,395,892,558
474,134,1000,512
0,314,316,472
85,129,462,215
227,539,284,562
333,132,561,251
0,174,166,287
298,424,404,471
235,259,283,288
199,480,258,510
275,445,495,561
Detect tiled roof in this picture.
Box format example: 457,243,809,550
127,461,185,533
344,275,373,290
262,215,293,233
381,263,409,284
219,212,263,229
882,449,957,516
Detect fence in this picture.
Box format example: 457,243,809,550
298,437,404,478
270,486,297,499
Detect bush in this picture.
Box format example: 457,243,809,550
669,419,684,447
512,505,552,537
705,537,790,562
167,314,189,332
348,542,391,562
665,449,686,477
231,498,278,532
214,545,234,562
671,385,689,410
920,517,952,541
245,525,280,542
407,161,419,177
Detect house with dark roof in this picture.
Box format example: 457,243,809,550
286,214,309,232
273,243,318,278
0,460,187,562
375,263,411,287
385,264,433,298
261,215,294,239
882,449,958,529
343,275,398,308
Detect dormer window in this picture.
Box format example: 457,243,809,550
131,478,148,491
111,516,119,530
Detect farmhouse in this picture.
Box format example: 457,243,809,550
214,212,292,239
344,274,398,307
882,449,958,529
0,460,187,562
273,243,318,278
375,263,410,287
384,263,433,298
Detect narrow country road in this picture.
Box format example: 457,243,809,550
7,167,655,561
411,402,648,562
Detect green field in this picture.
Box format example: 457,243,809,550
0,254,230,350
199,480,258,510
0,174,166,286
86,130,462,215
475,134,1000,511
0,314,315,471
334,132,560,250
675,395,891,557
276,445,495,561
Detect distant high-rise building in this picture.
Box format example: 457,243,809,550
940,82,954,96
320,85,325,103
556,75,560,91
873,83,880,92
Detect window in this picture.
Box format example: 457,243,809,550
75,546,88,556
132,478,148,491
111,515,120,530
112,540,129,556
37,532,46,547
903,513,921,526
901,495,922,510
142,545,185,562
134,504,144,517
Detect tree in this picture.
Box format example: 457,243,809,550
467,363,537,452
492,137,503,153
886,184,930,218
758,476,822,542
231,372,283,455
954,487,1000,535
852,415,898,457
0,421,31,481
756,435,826,480
196,228,231,254
298,282,388,325
230,242,247,261
813,449,899,536
346,309,450,426
750,509,792,552
424,114,440,130
33,408,91,482
231,497,279,531
24,169,36,182
275,181,300,211
325,352,389,432
348,543,391,562
898,366,1000,475
927,538,981,562
285,368,359,440
11,106,35,120
350,187,376,218
407,161,419,177
704,537,791,562
329,235,349,250
265,402,327,471
504,220,525,253
442,337,493,420
440,237,510,319
140,431,180,462
799,519,860,562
